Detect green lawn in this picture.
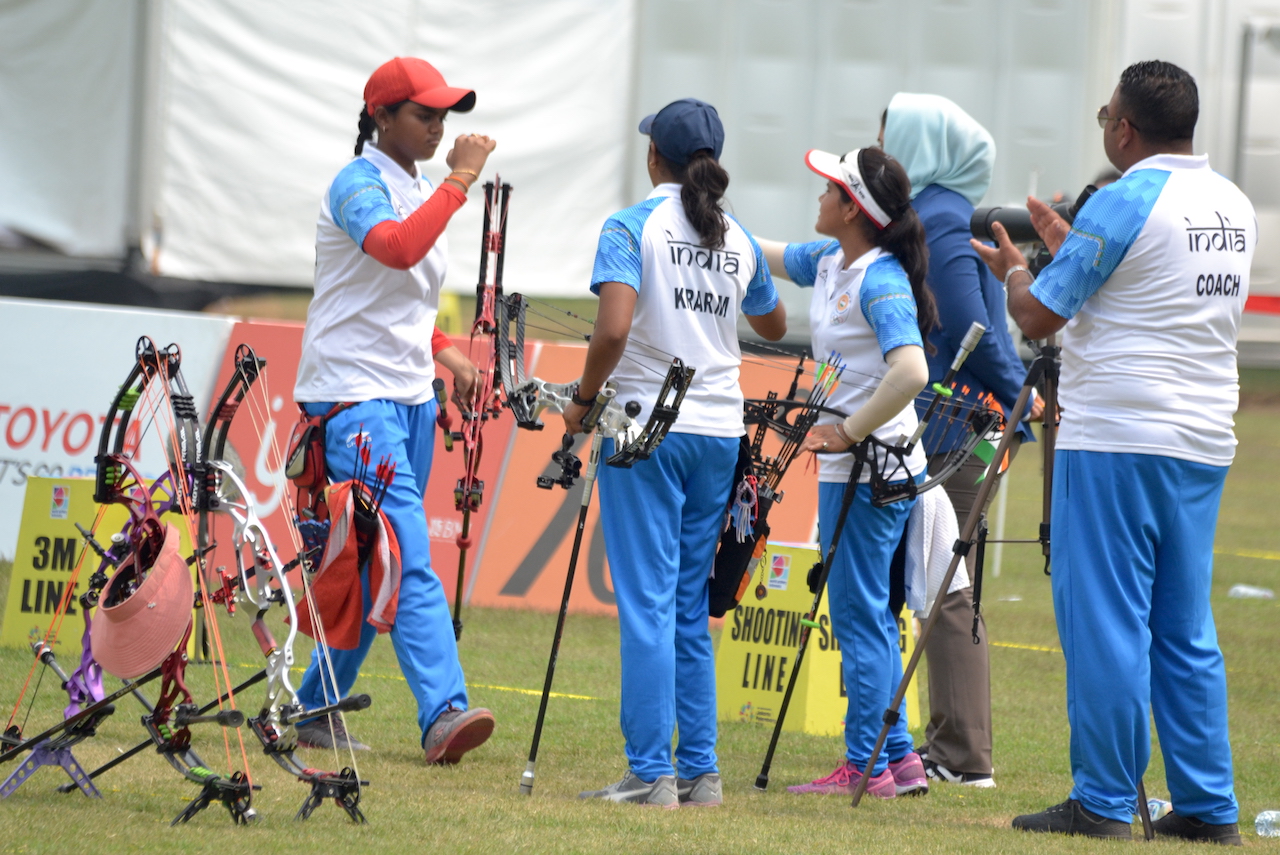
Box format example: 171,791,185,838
0,404,1277,853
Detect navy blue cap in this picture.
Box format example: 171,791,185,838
638,98,724,165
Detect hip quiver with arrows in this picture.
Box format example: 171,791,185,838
709,436,773,618
285,402,353,521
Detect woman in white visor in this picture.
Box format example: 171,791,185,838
758,147,937,799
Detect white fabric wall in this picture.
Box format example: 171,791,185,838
631,0,1092,329
0,0,140,257
145,0,636,295
1098,0,1280,292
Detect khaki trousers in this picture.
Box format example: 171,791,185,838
920,436,1021,775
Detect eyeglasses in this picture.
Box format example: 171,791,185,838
1096,104,1141,133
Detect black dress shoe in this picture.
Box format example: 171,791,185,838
1012,798,1133,839
1153,811,1243,846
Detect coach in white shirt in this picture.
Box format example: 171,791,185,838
974,60,1254,844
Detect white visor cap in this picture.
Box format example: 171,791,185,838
805,148,892,230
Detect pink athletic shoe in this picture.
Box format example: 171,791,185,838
786,760,896,798
887,751,929,795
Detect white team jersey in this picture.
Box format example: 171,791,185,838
789,244,928,484
590,183,778,437
296,145,446,406
1031,153,1256,467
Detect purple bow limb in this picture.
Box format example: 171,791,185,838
64,616,104,719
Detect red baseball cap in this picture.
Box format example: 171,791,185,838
364,57,476,114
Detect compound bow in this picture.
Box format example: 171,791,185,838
445,178,513,641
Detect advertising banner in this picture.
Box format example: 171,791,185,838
0,301,827,628
201,319,308,573
1,477,194,653
0,299,234,559
716,541,918,736
464,344,823,617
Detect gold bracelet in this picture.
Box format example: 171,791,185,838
450,169,480,180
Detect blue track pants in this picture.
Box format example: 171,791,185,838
597,432,737,782
818,478,916,774
297,399,468,741
1052,450,1236,824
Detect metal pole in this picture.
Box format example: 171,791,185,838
1235,21,1255,185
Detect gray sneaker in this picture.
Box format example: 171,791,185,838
423,705,494,765
579,771,679,809
295,713,370,751
677,772,722,807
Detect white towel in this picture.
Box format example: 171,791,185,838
904,487,969,615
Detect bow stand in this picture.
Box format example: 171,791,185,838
195,344,371,822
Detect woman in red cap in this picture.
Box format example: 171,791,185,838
292,57,497,764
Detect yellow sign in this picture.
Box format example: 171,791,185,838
1,478,194,657
716,541,918,736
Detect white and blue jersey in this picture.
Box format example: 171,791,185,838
1031,153,1255,467
296,144,447,406
590,183,778,437
784,242,927,483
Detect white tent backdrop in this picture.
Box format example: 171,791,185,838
3,0,1280,296
0,0,140,257
145,0,637,296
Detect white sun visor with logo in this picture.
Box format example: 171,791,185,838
804,149,892,230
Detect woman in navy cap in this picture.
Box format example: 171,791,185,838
292,57,496,764
566,98,787,808
758,146,937,799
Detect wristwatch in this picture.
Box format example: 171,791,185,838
571,385,596,407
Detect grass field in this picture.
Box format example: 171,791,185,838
0,401,1277,852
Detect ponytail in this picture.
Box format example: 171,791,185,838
660,149,730,249
876,208,937,353
856,147,938,353
355,107,376,155
354,101,409,156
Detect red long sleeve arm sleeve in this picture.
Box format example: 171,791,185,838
432,327,452,356
362,181,468,270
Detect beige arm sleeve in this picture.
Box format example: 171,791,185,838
756,238,788,280
841,344,929,443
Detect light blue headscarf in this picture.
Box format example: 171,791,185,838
883,93,995,206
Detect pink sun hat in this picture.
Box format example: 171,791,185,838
91,522,194,679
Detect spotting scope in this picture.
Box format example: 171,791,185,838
970,185,1098,244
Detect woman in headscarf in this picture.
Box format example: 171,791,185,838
880,92,1039,789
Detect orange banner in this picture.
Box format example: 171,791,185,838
203,320,312,570
464,342,821,617
202,326,822,621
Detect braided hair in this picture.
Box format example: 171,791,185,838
354,101,410,155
